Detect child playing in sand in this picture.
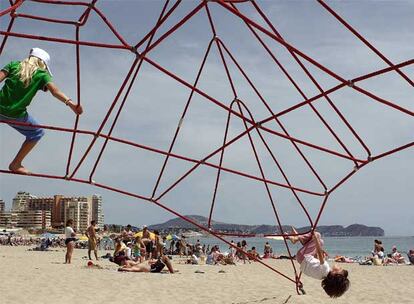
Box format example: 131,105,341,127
288,228,350,298
0,48,83,174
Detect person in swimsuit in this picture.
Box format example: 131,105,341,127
118,255,175,273
64,219,77,264
141,225,153,260
85,220,99,261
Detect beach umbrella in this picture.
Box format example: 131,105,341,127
134,231,155,240
165,234,180,241
172,234,180,241
40,232,56,239
99,236,114,250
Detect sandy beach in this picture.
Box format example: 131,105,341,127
0,246,412,304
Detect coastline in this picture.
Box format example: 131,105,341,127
185,235,414,258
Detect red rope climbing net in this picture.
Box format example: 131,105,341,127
1,0,413,293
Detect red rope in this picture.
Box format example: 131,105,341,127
215,38,329,190
249,0,371,160
0,0,24,18
317,0,414,87
217,0,414,118
89,0,172,182
151,37,217,198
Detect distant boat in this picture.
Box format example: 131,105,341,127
182,231,203,238
265,235,285,241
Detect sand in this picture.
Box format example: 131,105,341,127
0,246,413,304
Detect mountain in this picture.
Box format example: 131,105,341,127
148,215,385,236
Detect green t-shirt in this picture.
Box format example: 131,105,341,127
0,61,52,118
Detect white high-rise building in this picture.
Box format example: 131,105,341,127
92,195,104,229
12,191,37,211
64,197,92,233
0,199,5,213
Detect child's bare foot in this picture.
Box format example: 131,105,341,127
289,227,299,244
283,232,296,244
9,163,31,175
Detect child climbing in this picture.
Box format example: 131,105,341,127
0,48,83,174
288,227,350,298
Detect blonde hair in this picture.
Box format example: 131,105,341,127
18,56,46,87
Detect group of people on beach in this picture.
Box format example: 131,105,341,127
6,213,413,299
63,220,176,273
366,239,409,265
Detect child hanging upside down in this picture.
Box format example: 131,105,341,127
0,48,83,174
288,228,350,298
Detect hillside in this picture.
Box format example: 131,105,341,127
148,215,384,236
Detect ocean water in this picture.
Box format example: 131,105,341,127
186,236,414,258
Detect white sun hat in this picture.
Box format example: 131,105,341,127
29,47,53,76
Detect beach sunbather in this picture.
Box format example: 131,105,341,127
118,255,175,273
287,228,350,298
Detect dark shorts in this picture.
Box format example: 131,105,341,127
65,238,77,245
150,259,165,273
145,241,153,254
0,113,45,141
113,253,129,266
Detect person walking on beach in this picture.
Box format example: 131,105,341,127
287,228,350,298
85,220,99,261
0,48,83,175
64,219,77,264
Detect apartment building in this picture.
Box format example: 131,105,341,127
0,199,5,213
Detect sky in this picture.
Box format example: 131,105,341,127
0,0,413,236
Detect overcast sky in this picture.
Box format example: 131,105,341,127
0,0,413,236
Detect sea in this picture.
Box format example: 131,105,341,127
185,236,414,259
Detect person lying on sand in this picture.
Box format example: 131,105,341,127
334,256,356,263
118,255,175,273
